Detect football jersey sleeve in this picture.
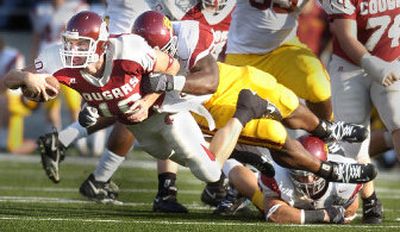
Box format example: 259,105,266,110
320,0,357,19
112,34,156,73
188,22,214,69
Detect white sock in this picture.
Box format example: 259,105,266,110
93,149,125,182
58,121,88,147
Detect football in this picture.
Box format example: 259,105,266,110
21,76,60,102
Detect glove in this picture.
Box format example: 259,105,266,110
361,54,400,87
78,103,99,128
325,205,346,224
141,73,174,93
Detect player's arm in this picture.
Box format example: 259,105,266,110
142,54,219,95
265,197,346,224
330,19,399,86
183,54,219,95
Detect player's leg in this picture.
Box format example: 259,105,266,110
153,159,188,213
80,122,134,204
368,81,400,223
38,117,116,183
329,55,382,224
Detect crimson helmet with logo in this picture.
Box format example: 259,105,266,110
60,11,109,68
132,11,177,56
290,135,328,199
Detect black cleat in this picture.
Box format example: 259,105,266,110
201,183,227,207
230,149,275,177
329,161,377,183
79,174,121,205
362,198,383,224
153,195,188,213
329,121,368,143
213,186,249,216
234,89,282,126
326,141,345,156
37,130,66,183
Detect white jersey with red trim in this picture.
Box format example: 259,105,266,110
31,1,89,52
173,20,215,72
182,1,235,59
34,34,156,125
259,154,362,209
227,0,307,54
147,0,198,20
321,0,400,62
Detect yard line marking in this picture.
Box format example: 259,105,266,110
0,186,201,195
0,216,400,228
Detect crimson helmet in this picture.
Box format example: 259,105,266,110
60,11,109,68
202,0,228,14
132,11,177,56
290,135,328,199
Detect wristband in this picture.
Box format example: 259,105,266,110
303,209,325,223
173,75,186,91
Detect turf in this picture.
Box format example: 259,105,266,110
0,151,398,232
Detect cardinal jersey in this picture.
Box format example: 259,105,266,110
322,0,400,62
182,1,235,58
34,34,155,125
227,0,306,54
259,154,362,209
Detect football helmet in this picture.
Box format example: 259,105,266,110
132,11,177,56
290,135,328,199
60,11,109,68
202,0,228,14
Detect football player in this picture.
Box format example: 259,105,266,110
224,0,343,151
320,0,400,223
5,11,226,198
30,0,89,153
260,135,361,224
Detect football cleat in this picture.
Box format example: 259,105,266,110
79,174,122,205
213,186,250,216
329,161,377,184
37,130,66,183
153,194,188,213
201,183,227,207
329,121,368,143
362,198,383,224
326,141,345,156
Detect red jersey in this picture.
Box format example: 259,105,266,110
182,2,234,59
323,0,400,62
34,34,156,125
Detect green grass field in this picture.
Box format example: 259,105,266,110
0,151,399,232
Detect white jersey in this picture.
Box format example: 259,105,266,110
105,0,150,34
227,0,306,54
31,1,89,52
259,154,362,209
105,0,198,34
